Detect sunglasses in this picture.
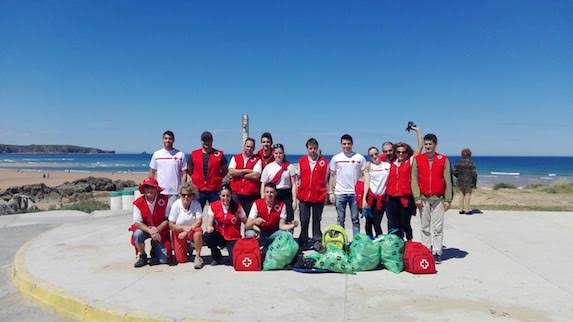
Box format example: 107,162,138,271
369,152,378,157
180,193,194,198
382,150,393,153
272,144,284,149
396,150,408,154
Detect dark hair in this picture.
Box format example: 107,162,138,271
244,137,256,146
394,142,414,157
368,146,379,153
461,148,472,159
340,134,353,143
382,141,393,149
272,143,284,152
306,138,319,148
261,132,273,144
264,182,277,191
220,184,238,213
424,133,438,144
163,130,175,139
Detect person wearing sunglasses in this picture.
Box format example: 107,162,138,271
362,147,391,238
411,133,453,264
204,185,247,266
260,143,298,223
386,125,422,242
168,182,205,269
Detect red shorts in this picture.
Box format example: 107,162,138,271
172,227,203,264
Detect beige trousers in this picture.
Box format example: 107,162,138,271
420,199,445,256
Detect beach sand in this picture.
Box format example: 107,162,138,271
0,169,147,190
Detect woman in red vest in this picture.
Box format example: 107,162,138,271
132,178,171,268
386,125,422,241
260,144,298,223
204,185,247,266
362,147,391,238
168,182,205,269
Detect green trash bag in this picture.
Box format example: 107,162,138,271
348,233,381,271
303,252,322,261
378,234,405,273
263,232,300,271
314,246,355,273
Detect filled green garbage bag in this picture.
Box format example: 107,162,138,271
263,232,300,271
314,246,355,273
378,234,405,273
348,233,381,271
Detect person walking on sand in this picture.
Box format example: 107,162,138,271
188,131,228,210
453,148,477,215
411,133,453,264
257,132,275,168
297,138,329,250
149,130,187,207
329,134,366,237
228,138,262,215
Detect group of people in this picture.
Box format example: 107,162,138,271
132,126,458,269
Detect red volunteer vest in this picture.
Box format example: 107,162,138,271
415,153,447,196
254,198,283,233
387,158,413,197
211,200,242,241
133,194,170,241
230,154,261,196
257,148,275,168
297,156,328,203
191,148,224,191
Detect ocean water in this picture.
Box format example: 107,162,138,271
1,153,572,186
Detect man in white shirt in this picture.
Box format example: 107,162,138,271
149,130,187,206
328,134,366,237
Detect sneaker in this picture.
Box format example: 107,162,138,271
194,256,204,269
148,257,160,266
210,258,220,266
312,241,323,253
134,254,148,268
433,254,442,265
459,210,465,214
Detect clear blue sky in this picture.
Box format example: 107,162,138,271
1,1,572,156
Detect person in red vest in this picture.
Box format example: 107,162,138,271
297,138,328,251
187,131,228,210
411,133,453,264
204,184,247,266
132,178,171,268
228,138,262,215
386,125,422,241
245,183,299,247
168,182,205,269
257,132,275,168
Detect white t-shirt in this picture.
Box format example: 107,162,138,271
248,201,287,220
208,204,247,218
229,155,263,173
329,152,366,195
133,197,171,223
367,161,391,195
168,199,202,226
260,162,297,189
149,148,187,196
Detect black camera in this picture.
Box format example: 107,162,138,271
406,121,416,132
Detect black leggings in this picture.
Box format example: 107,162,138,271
365,199,385,238
386,196,415,240
276,188,294,222
203,230,236,262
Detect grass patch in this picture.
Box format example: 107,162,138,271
62,200,109,213
493,183,517,190
532,182,573,194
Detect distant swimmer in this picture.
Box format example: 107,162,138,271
453,148,477,215
149,130,187,207
411,133,453,264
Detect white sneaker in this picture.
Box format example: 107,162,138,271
194,256,204,269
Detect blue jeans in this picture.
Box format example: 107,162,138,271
335,194,359,236
245,230,291,247
133,229,169,264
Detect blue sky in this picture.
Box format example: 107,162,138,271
1,1,572,156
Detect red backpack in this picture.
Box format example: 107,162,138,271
403,241,437,274
232,237,262,271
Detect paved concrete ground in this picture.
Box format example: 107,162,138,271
9,207,573,321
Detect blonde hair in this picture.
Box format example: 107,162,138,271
179,182,198,198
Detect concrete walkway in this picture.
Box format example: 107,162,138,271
11,207,573,321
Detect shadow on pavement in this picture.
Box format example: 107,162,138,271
441,247,469,261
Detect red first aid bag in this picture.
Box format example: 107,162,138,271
233,237,261,271
403,241,437,274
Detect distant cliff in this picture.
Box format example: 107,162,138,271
0,144,115,154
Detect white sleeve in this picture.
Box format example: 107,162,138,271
253,159,262,173
279,204,287,219
360,155,367,171
149,153,157,170
329,156,336,172
229,156,237,170
260,166,270,183
248,203,259,219
180,152,188,171
207,205,215,217
133,206,142,223
287,164,296,176
191,200,203,219
168,201,178,223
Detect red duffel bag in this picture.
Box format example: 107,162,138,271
233,237,261,271
403,241,437,274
